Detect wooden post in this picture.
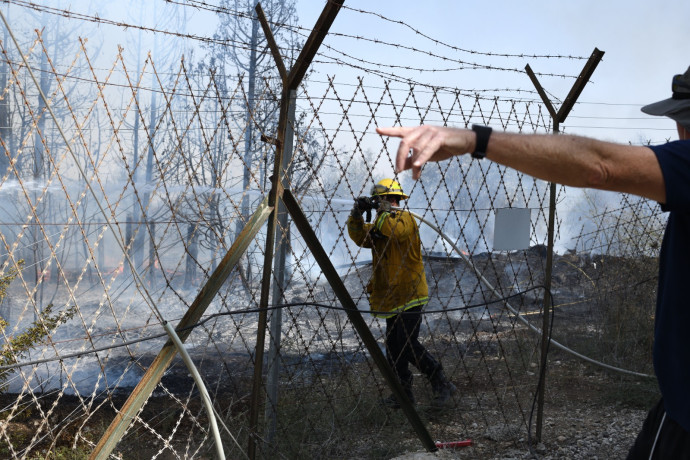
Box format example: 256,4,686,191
89,198,272,460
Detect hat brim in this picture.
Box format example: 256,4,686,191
641,97,690,127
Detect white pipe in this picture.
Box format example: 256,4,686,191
163,322,225,459
405,209,654,379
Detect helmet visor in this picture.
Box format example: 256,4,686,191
371,183,394,196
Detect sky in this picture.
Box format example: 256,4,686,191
9,0,689,145
6,0,688,254
290,0,690,253
293,0,690,144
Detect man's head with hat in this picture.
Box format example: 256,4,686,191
642,66,690,135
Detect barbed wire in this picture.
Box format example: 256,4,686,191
0,277,658,394
336,2,588,61
0,55,551,109
4,53,658,115
3,52,555,100
10,0,582,86
176,0,589,61
314,57,534,98
7,0,250,48
1,57,547,112
315,42,579,80
0,7,662,456
1,2,636,118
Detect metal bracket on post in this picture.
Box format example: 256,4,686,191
524,47,604,443
260,134,280,146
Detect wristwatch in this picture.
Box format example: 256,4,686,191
471,124,492,159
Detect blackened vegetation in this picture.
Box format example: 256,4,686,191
0,247,657,458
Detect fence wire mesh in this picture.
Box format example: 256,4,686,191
0,26,663,460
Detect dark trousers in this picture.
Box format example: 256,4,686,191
627,398,690,459
385,305,441,385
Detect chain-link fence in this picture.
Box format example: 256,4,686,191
0,6,664,460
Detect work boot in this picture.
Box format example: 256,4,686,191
381,379,415,409
430,369,456,408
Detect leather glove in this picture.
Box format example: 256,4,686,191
350,203,363,219
355,196,375,212
378,199,391,213
353,196,376,222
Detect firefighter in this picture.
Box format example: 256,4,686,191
347,178,456,408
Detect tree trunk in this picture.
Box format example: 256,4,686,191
148,221,156,287
235,13,259,236
0,26,10,177
184,224,198,287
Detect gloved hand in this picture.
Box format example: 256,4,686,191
377,199,391,213
350,200,362,218
352,196,376,222
356,196,376,212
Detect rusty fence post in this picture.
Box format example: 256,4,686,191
524,47,605,442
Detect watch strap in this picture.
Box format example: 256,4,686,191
471,124,492,159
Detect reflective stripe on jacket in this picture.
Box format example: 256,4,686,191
347,209,428,318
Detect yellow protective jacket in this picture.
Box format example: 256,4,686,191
347,209,428,318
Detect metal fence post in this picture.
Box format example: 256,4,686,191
247,3,344,458
525,48,605,442
265,89,297,444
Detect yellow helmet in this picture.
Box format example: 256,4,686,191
370,178,408,200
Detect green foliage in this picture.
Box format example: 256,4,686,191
0,263,21,318
0,261,77,389
27,445,90,460
0,262,23,333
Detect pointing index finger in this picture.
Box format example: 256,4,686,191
376,126,410,138
377,126,415,174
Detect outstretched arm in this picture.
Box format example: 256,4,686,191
376,125,666,204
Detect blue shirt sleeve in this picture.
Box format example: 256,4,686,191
652,140,690,211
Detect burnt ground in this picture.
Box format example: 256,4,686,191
389,247,660,459
392,354,658,460
0,248,661,458
0,351,659,460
